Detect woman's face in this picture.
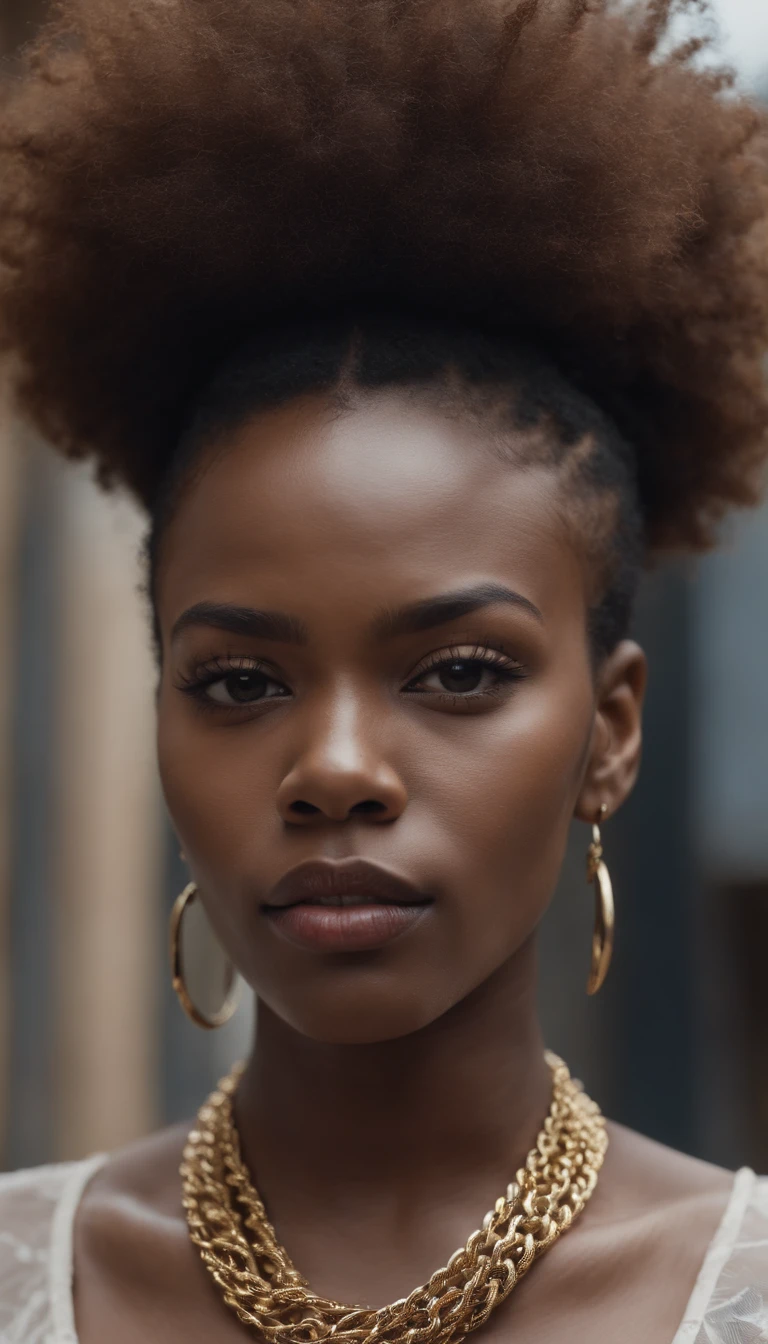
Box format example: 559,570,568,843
156,390,644,1043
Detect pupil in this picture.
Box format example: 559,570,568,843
440,660,482,694
227,672,264,703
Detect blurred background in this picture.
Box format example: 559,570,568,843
1,0,767,1173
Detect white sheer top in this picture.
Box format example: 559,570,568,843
0,1156,766,1342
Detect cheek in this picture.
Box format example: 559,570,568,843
157,699,275,872
427,673,593,938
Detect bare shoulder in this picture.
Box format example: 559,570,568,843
73,1120,194,1286
562,1119,738,1293
486,1125,743,1344
596,1119,736,1227
71,1122,251,1340
83,1120,191,1214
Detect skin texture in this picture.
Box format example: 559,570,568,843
71,392,733,1342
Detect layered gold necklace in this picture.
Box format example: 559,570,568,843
181,1051,607,1344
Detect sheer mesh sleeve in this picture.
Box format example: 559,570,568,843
673,1170,768,1343
0,1156,107,1343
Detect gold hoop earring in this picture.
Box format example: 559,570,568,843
586,804,614,996
169,882,241,1030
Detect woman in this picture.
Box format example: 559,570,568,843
1,0,768,1339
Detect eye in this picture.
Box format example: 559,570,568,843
405,643,526,701
177,657,289,708
415,659,499,695
206,669,286,705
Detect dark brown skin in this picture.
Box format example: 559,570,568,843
72,391,733,1342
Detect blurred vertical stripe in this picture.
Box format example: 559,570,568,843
0,390,21,1156
51,464,162,1159
4,445,166,1166
7,441,59,1166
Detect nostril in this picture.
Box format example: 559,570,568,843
286,797,388,819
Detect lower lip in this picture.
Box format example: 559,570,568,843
263,902,430,952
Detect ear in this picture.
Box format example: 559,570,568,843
574,640,647,823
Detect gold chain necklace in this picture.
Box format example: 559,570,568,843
181,1051,607,1344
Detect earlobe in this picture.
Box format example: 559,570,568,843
574,639,647,824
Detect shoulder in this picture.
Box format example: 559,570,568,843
607,1123,768,1231
71,1122,195,1293
674,1170,768,1339
74,1120,191,1227
0,1127,191,1335
597,1122,766,1254
69,1123,216,1335
598,1124,768,1337
597,1121,738,1230
0,1155,106,1335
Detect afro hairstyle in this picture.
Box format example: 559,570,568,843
1,0,768,556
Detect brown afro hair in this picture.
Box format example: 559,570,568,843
1,0,768,551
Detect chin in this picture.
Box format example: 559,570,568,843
264,980,452,1046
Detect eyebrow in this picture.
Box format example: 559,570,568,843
170,582,543,645
372,583,543,637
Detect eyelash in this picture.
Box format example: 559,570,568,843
406,641,525,700
174,637,527,713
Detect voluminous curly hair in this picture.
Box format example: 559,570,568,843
1,0,768,593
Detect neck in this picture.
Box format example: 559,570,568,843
234,939,552,1210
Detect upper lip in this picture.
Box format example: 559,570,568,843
262,858,431,909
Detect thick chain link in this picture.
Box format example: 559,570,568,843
180,1050,607,1344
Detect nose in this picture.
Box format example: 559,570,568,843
276,693,408,825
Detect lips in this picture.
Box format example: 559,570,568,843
264,858,428,909
261,858,432,952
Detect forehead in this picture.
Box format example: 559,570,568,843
157,392,586,630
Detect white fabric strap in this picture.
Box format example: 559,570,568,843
47,1154,108,1344
670,1166,757,1343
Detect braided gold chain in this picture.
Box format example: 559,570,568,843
180,1050,607,1344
